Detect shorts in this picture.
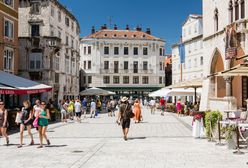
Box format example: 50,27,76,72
75,112,81,117
121,119,130,129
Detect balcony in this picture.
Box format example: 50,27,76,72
44,36,62,50
100,69,154,74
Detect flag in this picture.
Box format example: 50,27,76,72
178,43,185,64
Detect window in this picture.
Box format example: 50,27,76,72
235,0,239,21
4,49,13,73
84,47,86,55
55,73,59,83
123,76,129,84
200,56,203,65
159,77,163,84
133,47,138,55
241,0,245,19
83,61,86,69
4,0,13,7
31,24,40,37
124,47,129,55
88,76,92,84
65,17,70,27
160,62,163,70
214,9,219,32
114,61,119,73
4,20,13,38
114,47,119,55
143,47,148,55
54,57,59,71
104,46,109,55
29,52,42,70
159,48,163,56
51,7,54,17
124,61,128,70
133,76,139,84
66,36,69,46
88,61,91,69
88,46,91,54
133,61,138,73
113,76,119,84
30,3,40,14
58,11,61,22
142,76,149,84
229,1,233,23
71,39,74,48
143,61,148,70
103,76,110,84
71,22,74,31
65,59,69,72
104,61,109,70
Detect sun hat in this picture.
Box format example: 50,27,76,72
121,97,129,102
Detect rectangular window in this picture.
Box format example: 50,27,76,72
133,76,139,84
66,36,69,46
29,52,42,70
83,61,86,69
143,47,148,55
200,56,203,65
133,47,138,55
235,2,239,21
88,46,91,54
30,3,40,14
71,39,74,48
104,61,109,70
114,47,119,55
4,20,13,38
88,61,91,69
54,57,59,71
160,62,163,70
58,11,61,22
65,59,69,72
3,49,13,73
104,46,109,55
133,61,138,73
159,77,163,84
159,48,163,56
142,76,149,84
113,76,119,84
124,61,128,70
55,73,59,83
241,0,245,19
65,17,70,27
124,47,129,55
84,47,86,55
123,76,129,84
4,0,13,7
88,76,92,84
143,61,148,70
103,76,110,84
31,24,40,37
114,61,119,73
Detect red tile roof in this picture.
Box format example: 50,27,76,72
82,29,164,42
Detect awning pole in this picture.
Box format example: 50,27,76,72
194,87,197,104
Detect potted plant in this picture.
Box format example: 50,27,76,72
205,110,222,140
222,124,237,149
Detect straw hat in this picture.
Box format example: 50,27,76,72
121,97,129,102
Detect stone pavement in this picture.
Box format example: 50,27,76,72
1,107,248,168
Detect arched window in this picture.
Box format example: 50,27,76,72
214,9,219,32
228,0,233,23
241,0,245,19
235,0,239,21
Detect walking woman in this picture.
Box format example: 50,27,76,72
18,100,34,148
0,100,9,145
60,100,67,123
176,98,182,117
133,99,141,123
38,101,51,148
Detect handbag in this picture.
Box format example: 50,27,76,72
33,117,39,128
125,104,135,119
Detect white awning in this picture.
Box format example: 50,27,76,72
165,78,203,89
149,88,202,97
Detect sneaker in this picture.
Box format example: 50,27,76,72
17,145,22,148
47,140,51,145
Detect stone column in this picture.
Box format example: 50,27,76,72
224,76,233,97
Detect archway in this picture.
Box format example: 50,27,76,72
210,49,225,98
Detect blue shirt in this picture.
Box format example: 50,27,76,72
82,100,87,107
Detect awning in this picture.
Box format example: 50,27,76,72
165,78,203,89
148,88,202,97
0,71,52,95
80,87,116,96
216,64,248,77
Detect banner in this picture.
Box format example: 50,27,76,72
225,23,238,60
178,43,185,64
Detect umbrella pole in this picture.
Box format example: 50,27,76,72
194,87,197,104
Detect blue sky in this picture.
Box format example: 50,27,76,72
59,0,202,53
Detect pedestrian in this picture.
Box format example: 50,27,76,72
18,100,34,148
110,99,116,117
74,99,82,123
68,99,74,120
33,99,41,118
160,97,166,116
0,100,9,145
176,98,182,117
37,101,51,148
133,99,141,123
117,97,134,141
149,99,156,114
96,99,102,116
90,99,96,118
82,98,88,118
144,98,148,109
60,100,67,123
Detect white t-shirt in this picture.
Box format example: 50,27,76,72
91,102,96,110
33,105,41,117
150,100,155,106
74,102,82,113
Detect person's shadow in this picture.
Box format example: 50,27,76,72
128,137,146,140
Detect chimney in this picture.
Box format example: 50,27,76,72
136,25,142,31
146,28,151,35
91,26,95,34
126,24,129,30
114,24,118,30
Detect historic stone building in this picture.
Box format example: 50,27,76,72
18,0,80,101
80,25,165,98
200,0,248,111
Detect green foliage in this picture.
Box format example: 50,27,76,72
222,124,236,140
205,110,222,139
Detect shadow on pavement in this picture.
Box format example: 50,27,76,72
128,137,146,140
45,144,67,148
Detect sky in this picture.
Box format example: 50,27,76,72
59,0,202,54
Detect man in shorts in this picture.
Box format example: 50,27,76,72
74,99,82,123
160,97,166,116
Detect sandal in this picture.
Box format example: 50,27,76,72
17,145,22,148
37,145,43,148
29,140,34,145
6,138,9,146
47,140,51,145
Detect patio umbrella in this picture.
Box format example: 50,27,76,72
79,87,115,96
167,88,202,96
148,88,171,97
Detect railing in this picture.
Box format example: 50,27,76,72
100,68,154,74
